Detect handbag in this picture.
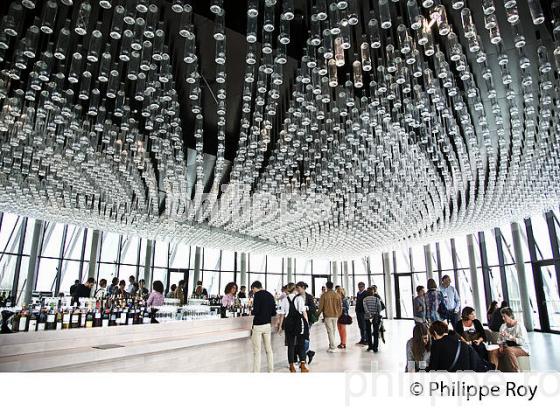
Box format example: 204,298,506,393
338,313,353,325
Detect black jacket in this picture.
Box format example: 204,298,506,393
252,290,277,326
427,335,474,372
355,290,367,314
455,319,487,342
488,309,504,332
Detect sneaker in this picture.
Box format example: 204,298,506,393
327,348,337,353
337,344,346,349
366,347,374,352
307,350,316,364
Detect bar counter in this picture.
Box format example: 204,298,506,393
0,316,256,372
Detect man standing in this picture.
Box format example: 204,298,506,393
355,282,367,345
296,282,316,364
250,281,276,372
440,275,461,330
72,277,95,304
69,280,79,297
126,275,136,294
363,286,384,352
318,281,342,353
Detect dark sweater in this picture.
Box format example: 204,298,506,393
488,309,504,332
355,290,367,313
252,290,277,325
455,319,487,342
427,335,473,372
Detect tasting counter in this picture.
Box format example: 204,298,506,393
0,316,259,372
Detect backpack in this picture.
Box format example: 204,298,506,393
305,293,318,325
284,295,303,335
436,290,448,318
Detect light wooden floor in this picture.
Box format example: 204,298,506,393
45,319,560,372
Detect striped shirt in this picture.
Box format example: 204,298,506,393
363,295,383,319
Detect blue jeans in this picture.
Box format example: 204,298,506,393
304,323,312,353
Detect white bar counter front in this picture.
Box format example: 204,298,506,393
0,316,254,372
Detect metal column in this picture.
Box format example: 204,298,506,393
331,261,339,286
239,252,247,288
511,222,534,331
87,230,101,281
143,239,154,287
382,252,394,319
343,260,350,291
424,244,434,280
286,257,293,283
467,234,483,318
22,219,44,305
192,246,201,287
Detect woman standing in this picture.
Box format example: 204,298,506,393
336,287,350,349
147,280,165,308
221,282,238,308
487,301,498,323
425,278,443,323
277,283,309,373
405,323,431,372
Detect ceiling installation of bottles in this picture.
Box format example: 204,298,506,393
0,0,559,258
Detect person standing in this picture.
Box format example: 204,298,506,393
425,278,443,323
147,281,165,307
296,282,316,364
69,280,79,297
238,286,247,299
174,279,185,305
439,275,461,329
277,283,310,372
355,282,368,345
107,277,119,296
94,279,108,299
250,281,276,372
221,282,238,308
72,278,95,304
193,281,208,299
126,275,136,294
137,279,149,300
318,281,342,353
363,286,384,352
336,287,350,349
413,286,427,323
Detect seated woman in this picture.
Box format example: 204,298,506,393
497,307,530,372
455,307,496,368
427,321,473,372
405,323,431,372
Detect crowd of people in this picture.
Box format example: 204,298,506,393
407,276,530,372
68,276,210,308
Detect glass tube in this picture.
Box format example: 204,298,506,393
482,0,495,15
407,0,422,30
369,18,381,48
352,60,363,88
328,59,338,87
379,0,392,29
329,3,340,34
79,65,92,100
87,22,103,62
106,64,119,98
247,15,257,42
283,0,295,20
110,5,125,39
40,0,58,35
334,37,345,66
279,17,290,45
68,45,83,84
98,44,111,82
505,5,519,23
127,51,140,80
451,0,464,9
489,24,501,44
210,0,224,15
119,29,133,61
460,8,475,39
75,0,92,36
214,11,225,40
132,17,145,50
360,42,372,71
99,0,112,9
140,40,152,71
54,19,71,60
248,0,259,17
215,38,226,64
528,0,545,25
340,21,351,49
264,5,275,32
145,4,159,39
512,23,525,48
484,13,497,29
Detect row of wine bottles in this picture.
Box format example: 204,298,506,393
9,305,154,333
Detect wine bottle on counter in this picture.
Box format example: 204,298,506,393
85,311,93,328
109,308,117,326
56,310,63,331
15,307,29,332
102,309,110,327
46,308,56,330
62,309,71,329
94,308,102,327
37,309,47,331
70,307,80,329
28,310,38,331
80,308,87,328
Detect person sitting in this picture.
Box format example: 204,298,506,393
406,323,431,372
427,321,484,372
147,280,165,308
455,307,496,368
497,307,530,372
488,300,508,343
